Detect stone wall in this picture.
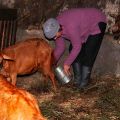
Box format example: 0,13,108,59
0,0,120,30
92,35,120,78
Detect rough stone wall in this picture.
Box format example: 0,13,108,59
103,0,120,33
0,0,120,30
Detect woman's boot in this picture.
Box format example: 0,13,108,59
79,65,92,88
72,62,82,87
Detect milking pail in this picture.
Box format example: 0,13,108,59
54,66,71,84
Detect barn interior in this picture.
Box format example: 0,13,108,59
0,0,120,120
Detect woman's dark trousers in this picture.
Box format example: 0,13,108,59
69,22,106,88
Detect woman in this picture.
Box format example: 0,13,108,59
43,8,106,88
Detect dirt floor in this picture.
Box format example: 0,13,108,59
16,72,120,120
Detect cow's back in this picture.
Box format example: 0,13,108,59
3,38,50,58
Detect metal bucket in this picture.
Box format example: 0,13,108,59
55,66,71,84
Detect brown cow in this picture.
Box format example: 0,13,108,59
0,74,47,120
0,38,56,90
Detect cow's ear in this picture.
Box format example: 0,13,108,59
2,54,14,61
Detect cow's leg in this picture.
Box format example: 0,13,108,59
41,65,57,91
10,73,17,86
47,71,57,91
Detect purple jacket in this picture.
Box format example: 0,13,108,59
54,8,106,66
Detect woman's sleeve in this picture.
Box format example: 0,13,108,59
54,37,65,62
64,29,83,66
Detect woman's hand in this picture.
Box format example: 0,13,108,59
63,64,71,76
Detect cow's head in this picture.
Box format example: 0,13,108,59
0,53,14,63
